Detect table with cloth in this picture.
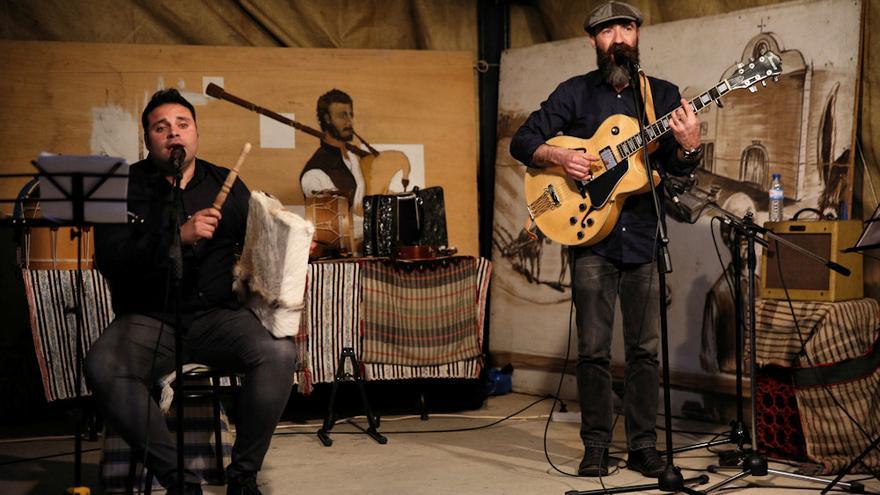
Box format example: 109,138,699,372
754,297,880,473
22,256,491,489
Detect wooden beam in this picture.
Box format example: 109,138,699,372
491,351,749,398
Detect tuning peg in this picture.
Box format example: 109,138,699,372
737,63,744,69
773,76,779,82
749,86,758,93
761,80,767,87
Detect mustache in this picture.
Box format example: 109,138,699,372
599,43,640,67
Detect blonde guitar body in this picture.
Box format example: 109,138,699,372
523,115,660,246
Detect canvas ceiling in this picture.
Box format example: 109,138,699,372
2,0,877,215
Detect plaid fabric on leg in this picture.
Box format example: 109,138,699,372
100,388,234,493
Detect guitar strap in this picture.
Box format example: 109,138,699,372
639,72,660,154
639,72,657,123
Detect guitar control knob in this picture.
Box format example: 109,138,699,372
586,218,594,227
569,216,577,225
577,231,584,240
579,204,587,212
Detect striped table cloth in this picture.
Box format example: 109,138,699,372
360,256,482,366
296,257,491,389
754,297,880,473
26,258,492,400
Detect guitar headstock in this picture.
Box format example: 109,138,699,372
727,51,783,93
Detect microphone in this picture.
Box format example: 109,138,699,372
170,145,186,171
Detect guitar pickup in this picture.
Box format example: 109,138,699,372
546,184,559,205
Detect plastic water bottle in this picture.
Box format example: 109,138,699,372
769,173,784,222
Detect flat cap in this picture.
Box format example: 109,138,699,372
584,1,643,33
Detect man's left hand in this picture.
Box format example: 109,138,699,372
668,97,701,150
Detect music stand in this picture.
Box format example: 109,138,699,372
0,154,129,495
844,202,880,253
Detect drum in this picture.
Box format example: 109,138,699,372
24,227,94,270
17,181,94,270
305,194,353,256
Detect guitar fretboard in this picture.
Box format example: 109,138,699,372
616,80,733,158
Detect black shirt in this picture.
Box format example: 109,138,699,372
510,69,698,264
95,157,250,321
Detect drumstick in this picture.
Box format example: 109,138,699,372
213,142,252,210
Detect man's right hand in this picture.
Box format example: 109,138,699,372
533,144,599,181
180,208,221,245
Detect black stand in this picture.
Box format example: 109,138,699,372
666,210,751,462
1,162,127,495
168,167,188,493
316,347,387,447
697,206,863,494
566,67,708,495
820,231,880,494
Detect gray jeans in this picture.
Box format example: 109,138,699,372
572,252,660,451
84,308,297,487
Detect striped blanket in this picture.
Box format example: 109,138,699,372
296,257,490,388
26,259,491,399
360,256,485,366
755,297,880,473
755,298,879,367
23,268,114,401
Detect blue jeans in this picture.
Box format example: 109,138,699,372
572,252,660,451
85,308,297,487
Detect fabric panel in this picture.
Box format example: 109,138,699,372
360,256,481,366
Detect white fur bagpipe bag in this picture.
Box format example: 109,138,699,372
234,191,314,338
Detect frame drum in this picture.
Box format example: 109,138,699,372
305,194,353,255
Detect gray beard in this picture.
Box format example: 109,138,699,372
606,64,630,88
596,43,639,88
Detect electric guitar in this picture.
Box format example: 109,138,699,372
523,51,783,246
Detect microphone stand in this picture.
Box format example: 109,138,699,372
168,149,187,493
566,62,707,495
692,203,864,494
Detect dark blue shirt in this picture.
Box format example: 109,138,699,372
510,69,698,264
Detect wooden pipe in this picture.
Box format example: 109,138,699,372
213,142,252,210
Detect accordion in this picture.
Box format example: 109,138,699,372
362,186,448,257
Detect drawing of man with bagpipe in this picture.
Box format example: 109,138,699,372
205,83,411,258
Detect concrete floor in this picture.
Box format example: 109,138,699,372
1,392,878,494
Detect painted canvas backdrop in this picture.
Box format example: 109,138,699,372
491,0,862,393
0,41,478,257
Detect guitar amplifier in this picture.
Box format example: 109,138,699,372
760,220,863,302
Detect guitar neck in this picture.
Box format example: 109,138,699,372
617,79,733,158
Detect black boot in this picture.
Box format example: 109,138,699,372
627,447,665,478
578,446,609,477
227,473,262,495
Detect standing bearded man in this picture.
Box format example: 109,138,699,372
510,1,703,478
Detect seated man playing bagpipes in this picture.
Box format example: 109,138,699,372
85,88,297,495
